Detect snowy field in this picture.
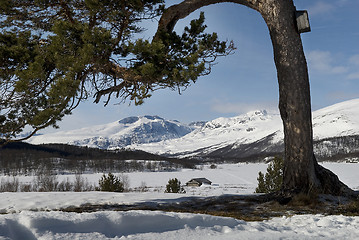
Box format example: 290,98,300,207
1,162,359,239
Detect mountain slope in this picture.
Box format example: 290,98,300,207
312,99,359,140
132,110,283,156
134,99,359,159
28,116,193,149
28,99,359,160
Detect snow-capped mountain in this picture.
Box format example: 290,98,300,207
28,116,193,149
28,99,359,160
134,99,359,160
132,110,283,157
312,99,359,140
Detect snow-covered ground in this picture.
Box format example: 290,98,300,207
1,210,359,240
1,162,359,239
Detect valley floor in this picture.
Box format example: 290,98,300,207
1,162,359,239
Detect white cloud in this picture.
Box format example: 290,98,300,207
347,72,359,80
349,55,359,66
308,51,359,80
326,91,359,101
307,50,348,74
307,50,330,71
211,101,278,115
346,55,359,79
331,66,349,74
307,2,335,16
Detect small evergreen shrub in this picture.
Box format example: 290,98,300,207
165,178,185,193
255,156,284,193
98,173,124,192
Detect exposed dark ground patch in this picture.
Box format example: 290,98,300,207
59,193,359,221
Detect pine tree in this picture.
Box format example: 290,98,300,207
98,173,124,192
255,157,283,194
255,171,266,193
165,178,185,193
0,1,233,143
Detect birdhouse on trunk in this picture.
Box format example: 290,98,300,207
296,10,311,33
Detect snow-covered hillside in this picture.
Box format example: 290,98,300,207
28,116,193,149
312,99,359,140
135,99,359,158
27,99,359,159
133,110,283,156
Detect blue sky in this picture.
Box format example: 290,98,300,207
49,0,359,133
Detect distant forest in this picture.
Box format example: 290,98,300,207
1,136,358,176
0,142,197,175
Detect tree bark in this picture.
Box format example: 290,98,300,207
259,1,354,197
155,0,356,197
260,1,316,194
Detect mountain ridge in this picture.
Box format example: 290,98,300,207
28,115,193,149
133,99,359,159
28,99,359,160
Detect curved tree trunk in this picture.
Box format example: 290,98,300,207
155,0,356,197
259,1,354,197
261,1,316,194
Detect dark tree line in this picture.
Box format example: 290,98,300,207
0,142,195,175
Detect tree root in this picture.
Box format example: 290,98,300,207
314,162,358,198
